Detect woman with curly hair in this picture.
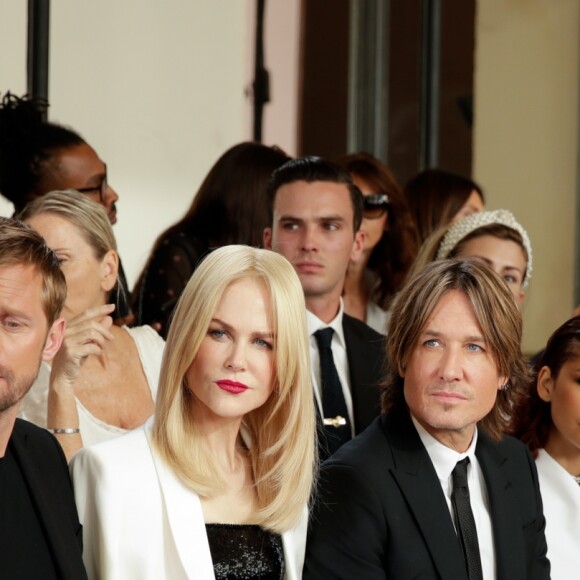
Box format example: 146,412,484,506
0,91,130,320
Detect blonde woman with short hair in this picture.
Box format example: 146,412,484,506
71,245,317,579
18,190,165,461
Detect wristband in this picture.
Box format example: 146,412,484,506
47,427,80,435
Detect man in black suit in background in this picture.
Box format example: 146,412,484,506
0,218,87,579
264,157,384,459
304,259,550,579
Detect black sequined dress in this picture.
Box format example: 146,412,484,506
205,523,284,579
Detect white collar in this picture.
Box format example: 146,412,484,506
411,415,478,482
306,298,346,350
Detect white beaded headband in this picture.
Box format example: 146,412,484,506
436,209,533,287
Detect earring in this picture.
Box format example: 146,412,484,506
500,382,509,391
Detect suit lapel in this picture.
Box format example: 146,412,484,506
383,415,469,580
281,507,308,580
144,427,216,579
476,434,526,580
342,315,383,432
10,426,85,580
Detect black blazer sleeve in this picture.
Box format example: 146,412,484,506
304,461,388,579
304,415,550,580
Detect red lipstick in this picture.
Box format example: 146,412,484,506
216,380,249,394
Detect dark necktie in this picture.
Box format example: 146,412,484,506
314,327,351,455
451,457,484,580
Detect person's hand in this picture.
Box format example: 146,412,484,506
50,304,115,389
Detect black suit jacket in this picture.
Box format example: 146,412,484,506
10,419,88,580
342,313,385,433
304,412,550,580
316,314,385,461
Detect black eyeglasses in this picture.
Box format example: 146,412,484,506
75,165,108,204
362,193,389,219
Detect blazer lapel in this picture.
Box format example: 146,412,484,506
281,507,308,580
342,316,384,432
144,426,216,579
476,434,526,580
384,415,469,580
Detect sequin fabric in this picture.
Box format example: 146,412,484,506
206,523,284,579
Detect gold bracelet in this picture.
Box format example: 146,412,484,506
47,427,80,434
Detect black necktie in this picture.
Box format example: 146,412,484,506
451,458,484,580
314,328,351,455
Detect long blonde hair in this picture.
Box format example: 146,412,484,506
152,245,316,532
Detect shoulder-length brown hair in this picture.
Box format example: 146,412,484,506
404,168,484,243
383,259,530,440
337,152,419,308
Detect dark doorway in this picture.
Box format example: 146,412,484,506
298,0,476,184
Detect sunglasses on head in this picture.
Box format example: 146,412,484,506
362,194,389,219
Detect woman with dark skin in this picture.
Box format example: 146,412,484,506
404,168,484,244
511,317,580,579
0,92,119,221
337,152,418,333
0,92,130,320
132,141,290,337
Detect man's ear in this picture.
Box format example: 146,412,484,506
537,366,553,402
263,227,273,249
350,230,365,262
350,231,368,264
42,318,66,362
100,249,119,293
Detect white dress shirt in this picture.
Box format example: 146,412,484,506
412,417,497,580
307,300,355,435
536,448,580,580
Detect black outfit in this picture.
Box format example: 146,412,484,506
1,419,87,579
316,314,385,462
304,411,550,580
342,314,385,434
133,231,209,337
315,327,351,454
206,523,284,580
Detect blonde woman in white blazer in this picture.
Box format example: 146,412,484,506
512,316,580,580
71,246,317,579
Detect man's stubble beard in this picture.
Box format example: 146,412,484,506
0,360,42,414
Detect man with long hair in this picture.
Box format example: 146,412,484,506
304,259,550,579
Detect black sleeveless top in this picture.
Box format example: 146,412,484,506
205,523,284,579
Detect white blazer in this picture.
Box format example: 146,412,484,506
70,421,308,580
536,449,580,580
